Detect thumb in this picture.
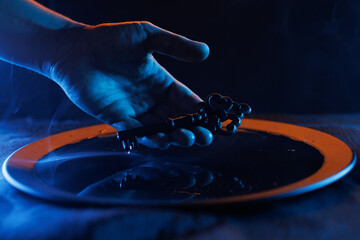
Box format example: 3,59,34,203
143,22,210,62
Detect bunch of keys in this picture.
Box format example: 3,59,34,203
117,93,252,152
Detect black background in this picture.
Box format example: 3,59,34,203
1,0,360,120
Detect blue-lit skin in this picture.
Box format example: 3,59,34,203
0,1,212,149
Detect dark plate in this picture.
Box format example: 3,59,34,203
2,119,356,206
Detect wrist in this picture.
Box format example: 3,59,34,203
1,23,88,79
0,0,88,78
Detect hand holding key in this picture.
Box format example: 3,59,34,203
0,2,213,150
117,93,251,152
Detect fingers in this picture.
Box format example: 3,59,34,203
139,127,213,149
148,72,202,115
169,129,195,147
191,126,213,146
168,127,212,147
111,117,142,131
140,133,170,150
167,80,203,113
96,99,213,149
110,114,213,149
142,22,210,62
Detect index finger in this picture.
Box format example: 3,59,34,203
142,22,210,62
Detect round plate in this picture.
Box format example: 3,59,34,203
2,119,356,206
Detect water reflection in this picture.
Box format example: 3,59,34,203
34,130,324,203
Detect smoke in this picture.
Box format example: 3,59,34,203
0,62,23,121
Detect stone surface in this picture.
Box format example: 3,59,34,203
0,114,359,240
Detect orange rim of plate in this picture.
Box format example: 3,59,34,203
2,119,356,206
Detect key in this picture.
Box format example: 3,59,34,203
117,93,251,152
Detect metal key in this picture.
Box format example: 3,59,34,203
117,93,251,152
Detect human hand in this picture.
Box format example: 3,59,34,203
44,21,213,149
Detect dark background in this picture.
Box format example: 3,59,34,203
1,0,360,120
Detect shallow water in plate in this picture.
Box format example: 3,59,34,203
34,130,324,202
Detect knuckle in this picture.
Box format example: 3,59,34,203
140,21,152,27
139,21,152,30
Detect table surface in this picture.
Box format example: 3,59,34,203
1,114,359,240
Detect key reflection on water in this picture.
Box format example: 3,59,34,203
77,161,252,200
34,130,323,202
